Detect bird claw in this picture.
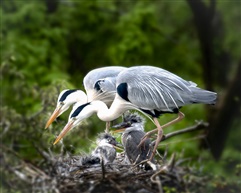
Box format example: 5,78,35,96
137,129,158,148
137,137,147,148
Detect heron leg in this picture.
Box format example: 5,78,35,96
105,121,110,133
138,112,185,148
149,118,163,160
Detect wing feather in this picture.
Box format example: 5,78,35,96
116,66,197,112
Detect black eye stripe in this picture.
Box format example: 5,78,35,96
94,80,104,92
70,102,90,118
59,89,78,102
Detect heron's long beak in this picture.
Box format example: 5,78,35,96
45,105,62,129
53,120,74,145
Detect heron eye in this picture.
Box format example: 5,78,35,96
60,101,64,105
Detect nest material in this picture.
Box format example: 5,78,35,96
1,147,208,193
1,121,210,193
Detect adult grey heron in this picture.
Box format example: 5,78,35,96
45,89,87,129
45,66,126,129
113,112,153,164
53,65,217,159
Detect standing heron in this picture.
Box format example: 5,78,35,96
53,65,217,159
45,66,126,129
113,112,153,164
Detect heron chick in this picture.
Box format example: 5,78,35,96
113,112,153,164
91,133,117,164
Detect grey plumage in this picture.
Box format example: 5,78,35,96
91,133,117,164
77,133,117,166
78,155,101,166
55,65,217,159
113,112,153,164
116,66,217,114
83,66,126,105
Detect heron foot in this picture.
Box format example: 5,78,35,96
149,127,163,161
137,129,158,148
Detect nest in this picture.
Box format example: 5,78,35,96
2,147,209,193
1,121,210,193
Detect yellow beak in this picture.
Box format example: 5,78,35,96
113,128,126,133
45,106,62,129
53,120,74,145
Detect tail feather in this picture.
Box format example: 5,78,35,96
192,87,217,105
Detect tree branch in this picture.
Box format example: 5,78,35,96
161,121,209,142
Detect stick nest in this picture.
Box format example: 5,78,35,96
2,146,209,193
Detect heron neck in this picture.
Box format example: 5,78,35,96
92,98,131,122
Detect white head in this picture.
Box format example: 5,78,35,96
45,89,87,129
53,100,125,145
53,101,96,144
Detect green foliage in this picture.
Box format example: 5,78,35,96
163,186,177,193
1,0,240,192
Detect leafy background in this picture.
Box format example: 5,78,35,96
1,0,240,192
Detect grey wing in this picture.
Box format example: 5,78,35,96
117,66,216,111
93,77,118,105
123,130,152,164
83,66,126,91
123,130,149,164
93,146,116,163
99,77,117,93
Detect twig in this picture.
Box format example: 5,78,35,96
109,179,125,193
151,121,208,146
167,153,176,172
150,165,163,193
162,121,209,141
159,135,206,146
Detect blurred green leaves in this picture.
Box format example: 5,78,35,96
1,1,240,191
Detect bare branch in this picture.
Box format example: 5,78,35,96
162,121,209,142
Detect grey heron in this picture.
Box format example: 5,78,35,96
45,89,87,129
45,66,126,129
91,133,117,164
77,133,117,166
53,65,217,159
113,112,153,165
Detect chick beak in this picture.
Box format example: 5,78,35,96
113,128,126,133
45,105,62,129
112,121,128,128
113,143,124,151
112,122,129,133
53,119,74,145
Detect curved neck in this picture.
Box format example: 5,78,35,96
91,98,132,122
